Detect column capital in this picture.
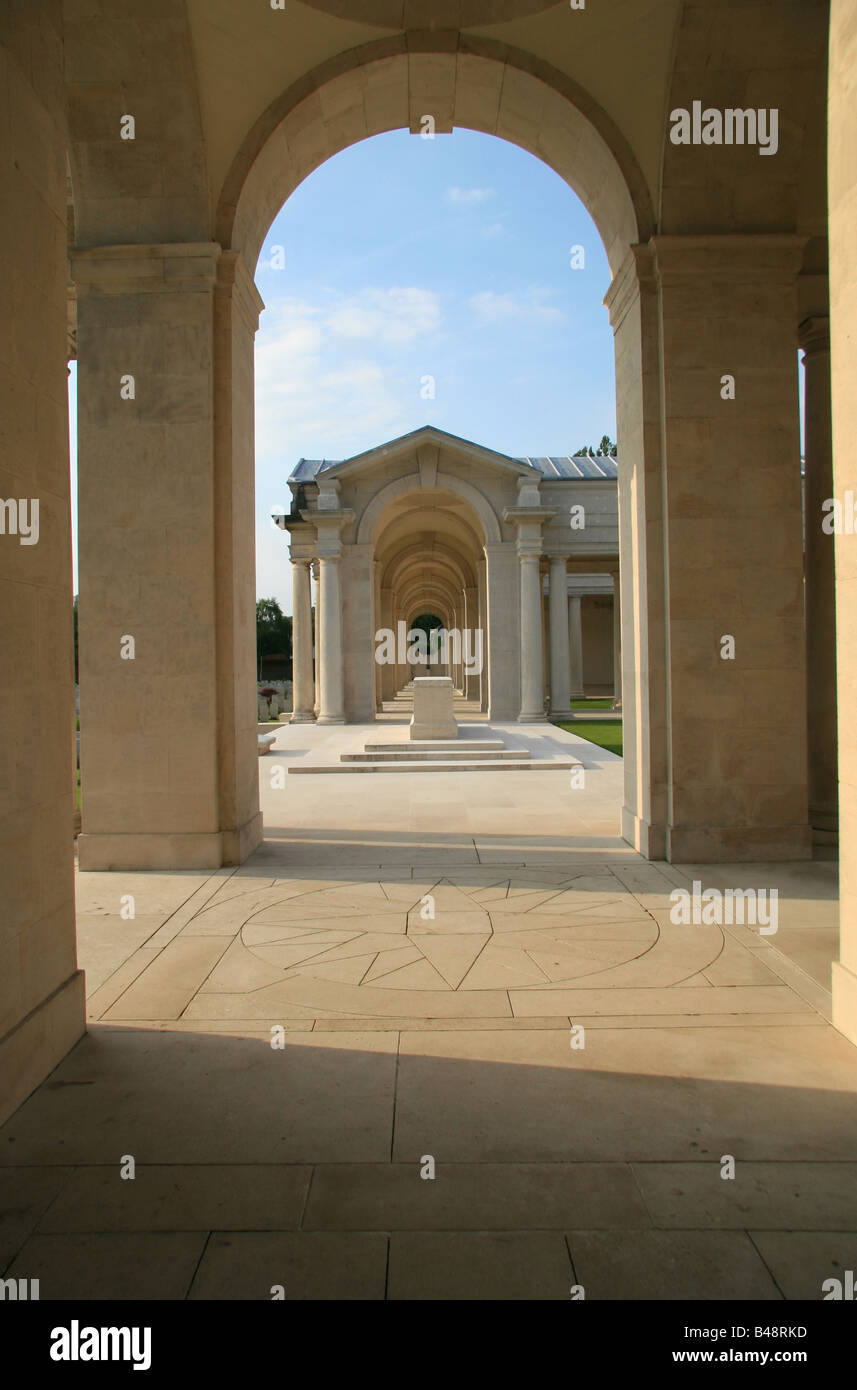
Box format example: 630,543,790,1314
604,242,657,330
650,233,807,286
799,314,830,356
70,242,221,294
216,250,265,334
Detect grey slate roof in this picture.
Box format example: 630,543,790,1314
518,455,618,479
289,453,617,483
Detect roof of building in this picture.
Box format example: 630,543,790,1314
289,452,617,483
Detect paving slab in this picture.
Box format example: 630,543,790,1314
387,1232,573,1300
303,1162,650,1230
567,1230,782,1301
188,1232,389,1300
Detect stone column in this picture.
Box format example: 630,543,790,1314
379,586,395,703
604,245,668,860
341,542,374,720
463,585,479,700
317,547,345,724
290,558,315,722
830,0,857,1044
312,560,321,717
800,314,837,846
518,547,546,722
611,569,623,710
650,234,809,861
548,556,571,715
0,6,85,1126
568,594,585,699
74,242,263,870
477,557,489,711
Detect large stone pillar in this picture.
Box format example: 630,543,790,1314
568,594,585,699
800,314,838,846
484,543,519,718
341,542,374,720
312,560,321,717
477,557,489,711
830,0,857,1044
315,515,350,724
0,2,86,1126
74,243,263,869
379,585,395,704
548,555,571,716
605,246,669,859
290,557,315,722
463,586,479,701
518,548,546,722
611,568,623,711
652,235,810,861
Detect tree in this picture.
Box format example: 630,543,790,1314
574,435,618,458
256,598,292,680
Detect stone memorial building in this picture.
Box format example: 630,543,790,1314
275,426,620,723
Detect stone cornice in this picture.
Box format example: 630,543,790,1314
70,243,221,294
503,508,556,526
216,250,265,334
651,234,808,285
604,243,656,331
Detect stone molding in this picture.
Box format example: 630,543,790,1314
216,249,265,335
651,233,808,285
71,242,221,294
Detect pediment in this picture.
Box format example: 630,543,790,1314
318,426,541,484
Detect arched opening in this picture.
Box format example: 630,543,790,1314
371,483,487,708
232,37,652,856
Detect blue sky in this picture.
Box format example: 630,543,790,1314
69,129,620,610
253,129,616,610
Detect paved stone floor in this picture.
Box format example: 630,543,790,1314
2,722,853,1300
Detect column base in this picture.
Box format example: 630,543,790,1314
549,711,575,721
622,806,667,860
832,961,857,1049
290,711,316,724
78,812,263,870
0,971,86,1128
316,715,346,725
665,822,812,863
518,712,548,723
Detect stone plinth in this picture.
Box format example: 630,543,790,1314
410,677,457,740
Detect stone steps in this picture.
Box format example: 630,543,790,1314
341,748,530,763
288,758,579,774
363,739,507,753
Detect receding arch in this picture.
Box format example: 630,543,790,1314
357,472,502,546
217,34,652,277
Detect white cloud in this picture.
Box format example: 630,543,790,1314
446,186,495,206
469,288,564,324
254,297,419,461
325,288,442,345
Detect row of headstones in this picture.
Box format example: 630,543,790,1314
258,681,293,723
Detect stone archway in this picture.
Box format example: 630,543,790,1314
370,481,488,708
213,36,657,856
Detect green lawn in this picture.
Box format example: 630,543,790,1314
558,720,623,757
569,698,613,710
